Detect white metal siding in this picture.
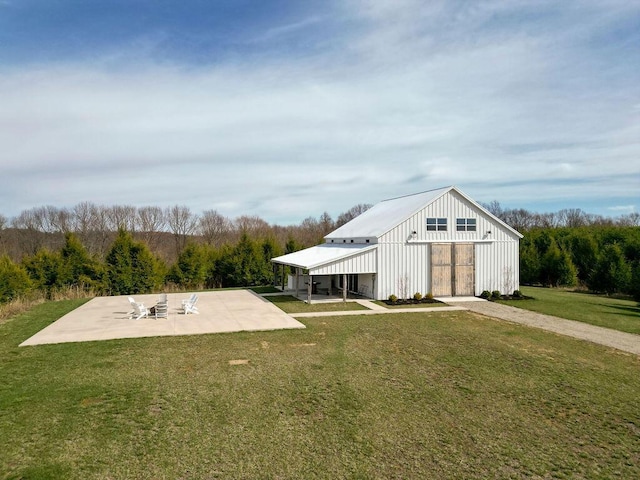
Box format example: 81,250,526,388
475,241,520,295
374,190,520,299
310,248,377,275
379,190,520,245
375,243,431,299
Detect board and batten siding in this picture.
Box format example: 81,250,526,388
379,190,515,244
375,189,521,298
475,241,520,294
375,242,430,300
310,248,377,275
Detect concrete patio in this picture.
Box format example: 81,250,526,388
20,289,306,346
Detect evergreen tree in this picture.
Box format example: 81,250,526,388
540,239,577,287
169,243,206,289
22,249,62,296
588,243,632,294
258,236,282,285
519,237,541,284
0,255,32,303
105,228,161,295
58,233,102,290
568,230,598,284
630,261,640,301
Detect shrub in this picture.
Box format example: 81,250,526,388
424,292,434,301
413,292,423,301
480,290,491,299
512,290,523,298
388,294,398,303
491,290,502,300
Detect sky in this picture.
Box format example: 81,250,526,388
0,0,638,225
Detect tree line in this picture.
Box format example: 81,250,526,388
482,202,640,299
1,201,639,305
0,203,371,304
0,202,372,263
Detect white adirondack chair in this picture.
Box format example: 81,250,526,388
181,294,199,314
128,297,149,320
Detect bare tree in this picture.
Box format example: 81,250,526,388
199,210,232,246
166,205,199,255
71,202,96,236
234,215,270,238
482,200,504,219
11,209,45,254
335,203,372,227
0,213,6,254
37,205,72,234
137,206,166,248
557,208,586,228
107,205,137,232
70,203,112,257
533,212,559,228
397,273,410,301
619,212,640,226
318,211,334,235
502,208,536,232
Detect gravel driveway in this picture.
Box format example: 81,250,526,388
449,300,640,356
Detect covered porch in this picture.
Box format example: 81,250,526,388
272,271,375,304
271,243,378,304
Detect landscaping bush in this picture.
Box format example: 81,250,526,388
424,292,434,301
480,290,491,299
388,294,398,304
491,290,502,300
512,290,523,298
413,292,423,302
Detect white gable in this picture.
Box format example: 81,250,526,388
326,185,522,241
325,186,451,239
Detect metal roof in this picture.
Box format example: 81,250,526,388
271,243,377,269
324,185,523,239
325,186,452,239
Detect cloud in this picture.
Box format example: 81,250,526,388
0,1,638,222
608,205,636,213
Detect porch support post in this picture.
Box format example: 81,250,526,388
295,269,300,299
343,274,347,302
307,274,312,304
281,265,286,291
272,263,277,287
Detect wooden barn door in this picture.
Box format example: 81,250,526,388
454,243,475,296
431,244,453,297
431,243,475,297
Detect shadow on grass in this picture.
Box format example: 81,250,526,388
597,304,640,318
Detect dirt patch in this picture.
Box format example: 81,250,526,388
228,359,250,365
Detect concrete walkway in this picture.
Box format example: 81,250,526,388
448,300,640,356
291,299,467,318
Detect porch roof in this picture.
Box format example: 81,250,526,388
271,243,377,270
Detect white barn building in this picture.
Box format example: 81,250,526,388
271,186,523,302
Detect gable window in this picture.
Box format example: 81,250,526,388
456,218,476,232
426,218,447,231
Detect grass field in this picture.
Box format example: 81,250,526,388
500,286,640,335
264,295,369,314
1,299,640,479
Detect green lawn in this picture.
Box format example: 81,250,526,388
499,286,640,335
264,295,369,314
1,300,640,479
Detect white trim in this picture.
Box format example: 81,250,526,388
271,244,377,270
406,238,496,244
